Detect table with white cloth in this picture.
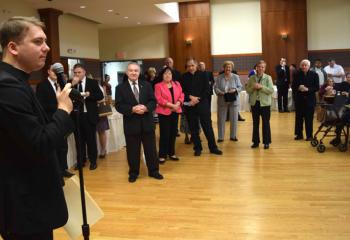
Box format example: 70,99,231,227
66,109,125,168
211,86,293,112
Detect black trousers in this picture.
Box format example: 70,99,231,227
185,101,218,152
125,131,159,178
74,113,97,165
1,231,53,240
295,101,315,139
57,138,68,173
277,85,289,111
158,112,179,158
251,101,271,144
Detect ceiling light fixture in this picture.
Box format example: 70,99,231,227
80,6,86,9
124,16,129,19
137,22,141,25
107,9,113,12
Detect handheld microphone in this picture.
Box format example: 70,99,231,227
52,63,84,102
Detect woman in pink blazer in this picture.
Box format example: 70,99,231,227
154,67,184,163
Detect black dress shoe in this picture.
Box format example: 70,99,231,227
230,137,238,141
184,137,192,144
89,163,97,170
99,154,106,159
194,150,201,156
169,155,179,161
305,137,312,141
238,117,245,121
210,149,223,155
63,170,75,178
294,136,303,140
217,139,224,143
128,176,137,183
149,172,164,180
159,158,166,164
264,144,269,149
284,110,290,113
251,143,259,148
278,110,283,113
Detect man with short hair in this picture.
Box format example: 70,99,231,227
164,57,181,81
311,59,327,87
0,16,74,239
324,59,345,83
71,63,104,170
275,58,290,112
115,62,163,183
36,65,74,178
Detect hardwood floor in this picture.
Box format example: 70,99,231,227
5,112,350,240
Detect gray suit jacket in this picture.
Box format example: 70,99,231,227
214,73,242,106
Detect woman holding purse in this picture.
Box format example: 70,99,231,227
154,67,184,164
214,61,242,142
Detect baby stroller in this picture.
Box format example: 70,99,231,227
311,94,349,153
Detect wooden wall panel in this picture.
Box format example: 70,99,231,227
261,0,307,79
168,1,211,73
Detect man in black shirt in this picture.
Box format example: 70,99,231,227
0,16,74,239
181,58,222,156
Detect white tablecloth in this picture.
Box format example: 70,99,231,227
211,86,293,112
67,110,125,168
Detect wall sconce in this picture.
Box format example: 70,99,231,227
281,33,288,40
185,39,193,46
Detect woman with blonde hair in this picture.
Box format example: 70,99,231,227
214,61,242,142
246,60,274,149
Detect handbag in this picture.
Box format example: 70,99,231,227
97,101,113,117
224,92,237,102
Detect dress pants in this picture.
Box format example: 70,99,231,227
1,230,53,240
277,85,289,111
217,102,238,140
74,113,97,166
251,101,271,144
185,100,218,152
125,131,159,178
158,112,179,158
295,101,315,139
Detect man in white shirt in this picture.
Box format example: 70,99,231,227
324,59,345,83
311,59,327,87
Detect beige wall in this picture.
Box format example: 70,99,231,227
59,14,100,59
211,0,262,55
99,24,169,61
0,0,38,52
307,0,350,50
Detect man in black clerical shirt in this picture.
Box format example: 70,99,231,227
181,58,222,156
0,16,74,240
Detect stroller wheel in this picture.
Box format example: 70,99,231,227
338,143,347,152
317,144,326,153
311,139,318,147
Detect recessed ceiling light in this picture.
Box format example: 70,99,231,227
124,16,129,19
107,9,113,12
80,6,86,9
137,22,141,25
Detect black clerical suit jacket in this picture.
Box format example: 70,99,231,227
36,79,57,120
292,70,320,107
115,80,156,135
275,65,290,87
0,62,74,235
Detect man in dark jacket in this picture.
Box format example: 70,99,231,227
0,16,74,239
181,58,222,156
275,58,290,112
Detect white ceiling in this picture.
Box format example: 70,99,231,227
23,0,200,29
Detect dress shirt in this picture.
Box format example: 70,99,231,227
324,64,345,83
314,67,325,86
128,79,139,92
48,78,57,94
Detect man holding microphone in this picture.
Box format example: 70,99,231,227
0,16,74,239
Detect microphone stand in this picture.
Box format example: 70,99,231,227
73,100,90,240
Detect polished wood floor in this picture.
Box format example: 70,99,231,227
15,112,350,239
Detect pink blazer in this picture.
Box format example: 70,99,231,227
154,81,184,115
